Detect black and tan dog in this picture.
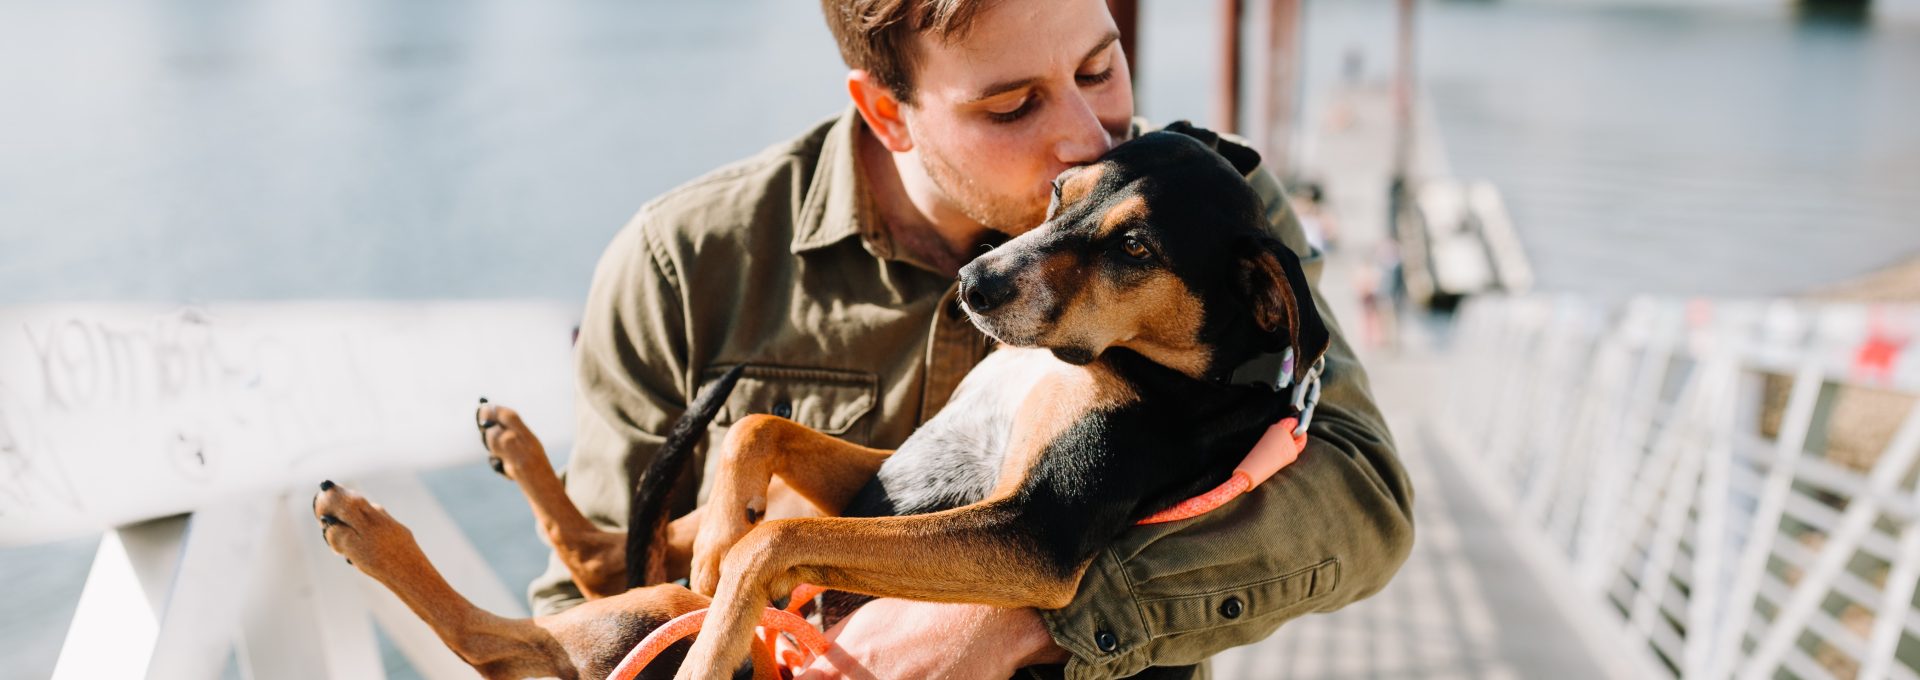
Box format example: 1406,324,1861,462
310,122,1331,680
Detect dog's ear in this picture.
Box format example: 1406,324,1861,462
1162,120,1263,177
1237,235,1330,385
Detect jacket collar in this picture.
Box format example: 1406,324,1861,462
791,107,884,256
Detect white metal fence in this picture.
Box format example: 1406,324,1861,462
1438,296,1920,680
1,302,579,679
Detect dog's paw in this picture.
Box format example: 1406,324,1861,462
688,539,726,597
312,481,416,575
687,504,764,597
475,400,548,481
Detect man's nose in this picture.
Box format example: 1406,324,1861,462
1052,89,1114,167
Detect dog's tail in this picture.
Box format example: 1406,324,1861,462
625,364,746,590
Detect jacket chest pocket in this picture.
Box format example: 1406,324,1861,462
706,365,879,444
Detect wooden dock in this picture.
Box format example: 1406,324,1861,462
1209,85,1628,679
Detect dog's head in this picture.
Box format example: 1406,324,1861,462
957,121,1329,384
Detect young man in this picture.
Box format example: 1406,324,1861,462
530,1,1414,677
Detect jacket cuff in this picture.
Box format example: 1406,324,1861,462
1039,548,1153,680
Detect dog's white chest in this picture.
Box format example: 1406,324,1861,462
866,347,1056,514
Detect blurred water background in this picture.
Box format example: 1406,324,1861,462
2,1,1917,678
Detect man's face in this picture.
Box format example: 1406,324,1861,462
902,0,1135,235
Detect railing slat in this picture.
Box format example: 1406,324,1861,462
1442,297,1920,680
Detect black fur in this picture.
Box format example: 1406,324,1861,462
835,124,1329,630
626,364,747,589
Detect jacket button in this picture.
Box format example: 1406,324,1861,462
1219,597,1244,619
771,401,793,419
1094,630,1119,653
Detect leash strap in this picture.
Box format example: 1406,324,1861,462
1135,416,1306,525
606,604,831,680
607,416,1311,677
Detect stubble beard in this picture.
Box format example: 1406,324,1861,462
918,142,1049,236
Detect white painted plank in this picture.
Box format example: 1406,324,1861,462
0,301,577,546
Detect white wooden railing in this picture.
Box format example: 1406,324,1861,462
0,302,580,679
1438,295,1920,680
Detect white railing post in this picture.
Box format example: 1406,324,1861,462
1439,295,1920,680
1705,362,1824,680
1740,403,1920,678
1857,481,1920,680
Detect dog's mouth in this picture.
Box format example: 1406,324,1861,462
959,297,1037,347
961,281,1111,366
958,216,1122,364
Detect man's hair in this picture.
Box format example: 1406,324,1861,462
820,0,998,104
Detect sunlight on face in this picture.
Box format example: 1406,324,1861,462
903,0,1136,235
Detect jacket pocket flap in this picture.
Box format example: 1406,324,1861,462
706,365,877,437
1136,558,1339,637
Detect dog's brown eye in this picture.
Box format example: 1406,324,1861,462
1122,237,1151,260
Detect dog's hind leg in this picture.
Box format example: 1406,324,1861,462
689,414,891,596
313,481,580,678
476,401,631,599
313,481,752,680
676,500,1087,680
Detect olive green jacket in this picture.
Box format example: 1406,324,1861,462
531,108,1414,679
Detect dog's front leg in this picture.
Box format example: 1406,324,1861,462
689,414,891,595
674,501,1087,680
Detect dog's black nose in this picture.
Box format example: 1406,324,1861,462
960,272,1015,314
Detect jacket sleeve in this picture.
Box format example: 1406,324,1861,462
529,210,695,616
1035,165,1416,679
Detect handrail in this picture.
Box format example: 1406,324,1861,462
3,301,580,679
1438,295,1920,680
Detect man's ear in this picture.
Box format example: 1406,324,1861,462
1162,120,1263,177
848,70,913,153
1238,235,1330,384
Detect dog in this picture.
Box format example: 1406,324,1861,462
310,121,1331,680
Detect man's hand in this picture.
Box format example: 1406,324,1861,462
795,598,1070,680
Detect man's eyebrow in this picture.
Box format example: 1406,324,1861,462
963,31,1122,104
1078,31,1120,70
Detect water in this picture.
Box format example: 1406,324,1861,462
1418,2,1920,297
3,1,1917,677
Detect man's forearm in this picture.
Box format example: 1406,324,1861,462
1035,318,1414,678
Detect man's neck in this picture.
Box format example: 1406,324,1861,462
855,125,988,278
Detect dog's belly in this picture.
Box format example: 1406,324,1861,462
844,347,1054,518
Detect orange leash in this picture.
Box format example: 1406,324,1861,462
1136,417,1306,525
606,417,1307,678
605,605,831,680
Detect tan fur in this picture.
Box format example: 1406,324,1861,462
481,404,630,599
673,363,1134,679
990,363,1136,497
1097,194,1148,239
1047,264,1211,377
1242,248,1302,362
677,501,1091,680
1057,161,1107,207
689,415,893,596
314,483,780,680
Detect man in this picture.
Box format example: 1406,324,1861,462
531,1,1414,678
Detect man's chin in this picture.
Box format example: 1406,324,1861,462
975,205,1049,237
